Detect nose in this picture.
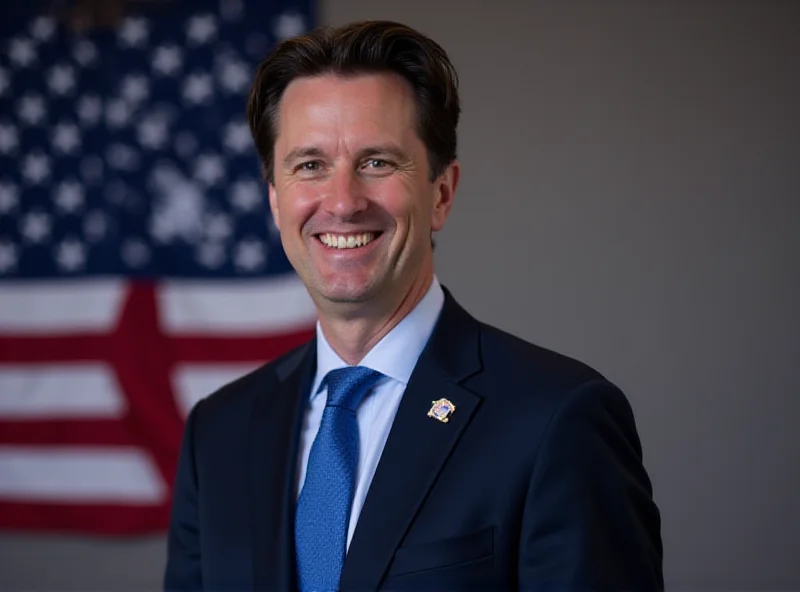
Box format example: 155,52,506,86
320,167,368,219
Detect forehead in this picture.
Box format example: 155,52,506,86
275,72,419,146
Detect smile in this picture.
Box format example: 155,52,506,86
317,232,378,249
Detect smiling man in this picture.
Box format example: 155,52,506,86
164,21,663,592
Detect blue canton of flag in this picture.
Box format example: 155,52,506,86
0,0,316,534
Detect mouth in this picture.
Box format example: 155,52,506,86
316,232,381,250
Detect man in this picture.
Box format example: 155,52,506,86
164,20,663,591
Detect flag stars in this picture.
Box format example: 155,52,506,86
30,16,56,42
118,17,149,48
107,144,141,171
54,181,85,213
152,45,182,76
120,75,150,104
55,238,87,272
0,124,18,154
138,114,169,150
0,183,19,214
122,239,150,268
218,59,249,94
47,64,76,95
187,14,218,45
230,179,262,212
73,39,98,67
183,73,213,105
22,152,51,184
21,211,52,243
0,241,17,273
0,68,9,97
194,153,225,186
9,38,37,68
77,95,102,126
84,211,108,242
273,12,306,40
234,238,267,272
196,243,226,269
18,94,46,126
106,98,132,128
52,123,81,155
220,0,244,21
204,212,233,242
224,121,252,153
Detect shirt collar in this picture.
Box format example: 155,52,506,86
310,276,445,399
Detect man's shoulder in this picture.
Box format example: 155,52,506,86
474,319,606,395
193,340,311,417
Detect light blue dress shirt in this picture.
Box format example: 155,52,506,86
295,277,445,549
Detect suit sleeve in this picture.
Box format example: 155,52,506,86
518,379,663,591
163,400,204,592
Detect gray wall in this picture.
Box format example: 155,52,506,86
2,0,798,589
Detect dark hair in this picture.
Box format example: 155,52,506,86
246,20,460,183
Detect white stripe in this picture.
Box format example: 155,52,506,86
0,447,165,503
0,364,125,419
159,273,316,334
0,280,126,334
172,363,260,417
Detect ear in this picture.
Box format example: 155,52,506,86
268,182,280,230
431,159,460,232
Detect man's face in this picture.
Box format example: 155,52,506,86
269,72,458,315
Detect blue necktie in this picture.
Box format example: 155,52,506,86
295,366,383,592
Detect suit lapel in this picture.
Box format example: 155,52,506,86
248,342,315,592
340,292,483,590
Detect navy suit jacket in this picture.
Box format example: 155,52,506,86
164,289,663,591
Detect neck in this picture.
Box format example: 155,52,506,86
318,272,434,365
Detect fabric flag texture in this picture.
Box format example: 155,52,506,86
0,0,315,534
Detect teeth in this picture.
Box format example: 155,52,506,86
320,233,375,249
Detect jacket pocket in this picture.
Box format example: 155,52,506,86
388,526,494,576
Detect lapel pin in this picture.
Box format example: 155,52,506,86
427,398,456,423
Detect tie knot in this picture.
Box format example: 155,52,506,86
324,366,383,411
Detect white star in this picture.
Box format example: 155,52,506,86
187,14,217,45
18,94,46,126
22,152,50,184
77,95,102,126
80,155,104,184
47,64,76,95
120,75,149,104
52,123,81,155
204,212,232,241
218,58,250,94
0,123,18,154
194,153,225,186
0,241,17,274
30,16,56,42
230,179,263,212
152,45,182,76
223,121,252,153
55,238,86,271
9,38,37,68
84,211,107,242
122,239,150,268
174,132,198,158
106,98,132,128
0,183,19,214
118,17,149,48
183,73,213,105
107,144,140,171
137,113,169,150
73,39,98,67
233,238,267,272
54,181,85,213
220,0,244,21
196,242,226,269
0,67,9,97
21,211,51,243
273,12,306,40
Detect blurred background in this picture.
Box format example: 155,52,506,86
0,0,798,590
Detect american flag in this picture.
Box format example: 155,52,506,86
0,0,315,534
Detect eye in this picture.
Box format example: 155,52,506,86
298,160,321,172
